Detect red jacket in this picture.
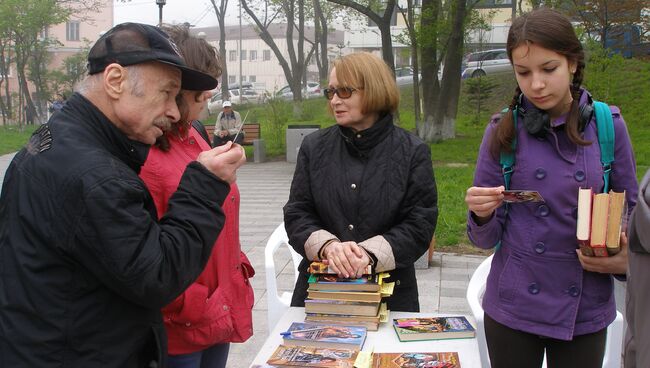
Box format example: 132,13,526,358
140,128,255,355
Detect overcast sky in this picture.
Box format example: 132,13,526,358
113,0,239,28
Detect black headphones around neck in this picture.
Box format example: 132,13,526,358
516,92,593,138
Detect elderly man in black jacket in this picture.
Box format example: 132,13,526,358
284,52,438,312
0,23,245,368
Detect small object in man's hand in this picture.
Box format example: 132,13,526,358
502,190,545,203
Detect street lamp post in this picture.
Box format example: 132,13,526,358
156,0,166,26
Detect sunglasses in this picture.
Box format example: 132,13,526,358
323,87,361,100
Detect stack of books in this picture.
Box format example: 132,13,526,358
577,188,627,257
392,316,476,342
304,262,392,331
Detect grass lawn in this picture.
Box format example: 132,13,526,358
2,55,648,254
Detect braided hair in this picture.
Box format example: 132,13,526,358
491,8,590,157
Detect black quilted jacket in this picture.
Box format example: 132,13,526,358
0,93,230,367
284,114,438,312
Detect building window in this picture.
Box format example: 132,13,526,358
241,50,247,60
229,50,237,62
250,50,257,61
263,50,271,61
66,21,80,41
229,75,236,84
249,75,256,82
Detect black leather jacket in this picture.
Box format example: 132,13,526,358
284,114,438,312
0,93,230,367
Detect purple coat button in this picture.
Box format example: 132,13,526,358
535,167,546,180
528,283,540,294
568,285,580,297
574,170,586,182
534,242,546,254
537,204,550,217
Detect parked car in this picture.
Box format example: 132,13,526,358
395,67,422,86
208,89,264,115
275,82,321,100
461,49,511,79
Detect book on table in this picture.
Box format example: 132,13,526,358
392,316,476,342
281,322,367,351
353,352,461,368
307,274,381,292
305,303,388,331
305,299,380,317
309,261,372,276
307,289,382,303
264,344,358,368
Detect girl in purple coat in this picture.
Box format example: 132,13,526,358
465,8,638,368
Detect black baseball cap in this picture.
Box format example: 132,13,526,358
87,23,218,91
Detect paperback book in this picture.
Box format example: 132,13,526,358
392,316,476,341
265,344,358,368
281,322,367,351
309,261,372,275
307,274,381,292
307,289,382,303
355,352,461,368
305,304,388,331
305,299,380,317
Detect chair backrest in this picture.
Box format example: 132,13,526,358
264,222,301,332
466,254,623,368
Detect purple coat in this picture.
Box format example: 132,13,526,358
467,90,638,340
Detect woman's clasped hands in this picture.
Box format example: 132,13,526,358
321,241,371,279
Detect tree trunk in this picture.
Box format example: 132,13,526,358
419,0,441,140
313,0,329,83
430,0,466,142
210,0,229,99
326,0,397,72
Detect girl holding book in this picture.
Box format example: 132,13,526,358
464,8,638,367
283,52,438,312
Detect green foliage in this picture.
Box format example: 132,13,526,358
0,125,39,153
464,77,497,125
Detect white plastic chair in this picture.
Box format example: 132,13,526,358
264,222,302,334
466,254,624,368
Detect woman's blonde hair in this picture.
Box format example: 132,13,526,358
329,52,399,116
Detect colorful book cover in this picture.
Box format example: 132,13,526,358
308,274,380,292
282,322,367,351
309,261,372,275
265,344,358,368
370,352,460,368
393,316,475,341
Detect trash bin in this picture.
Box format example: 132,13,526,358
286,124,319,163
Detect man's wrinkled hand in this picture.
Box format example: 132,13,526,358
196,141,246,183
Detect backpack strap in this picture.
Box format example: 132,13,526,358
499,108,517,190
593,100,614,193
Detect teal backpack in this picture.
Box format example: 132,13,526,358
500,100,615,193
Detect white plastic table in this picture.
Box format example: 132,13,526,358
250,307,482,367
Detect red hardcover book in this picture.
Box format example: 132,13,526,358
576,188,593,256
590,193,610,257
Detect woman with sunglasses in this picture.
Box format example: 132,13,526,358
283,52,438,312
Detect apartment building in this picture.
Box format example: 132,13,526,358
192,23,344,93
1,0,113,124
